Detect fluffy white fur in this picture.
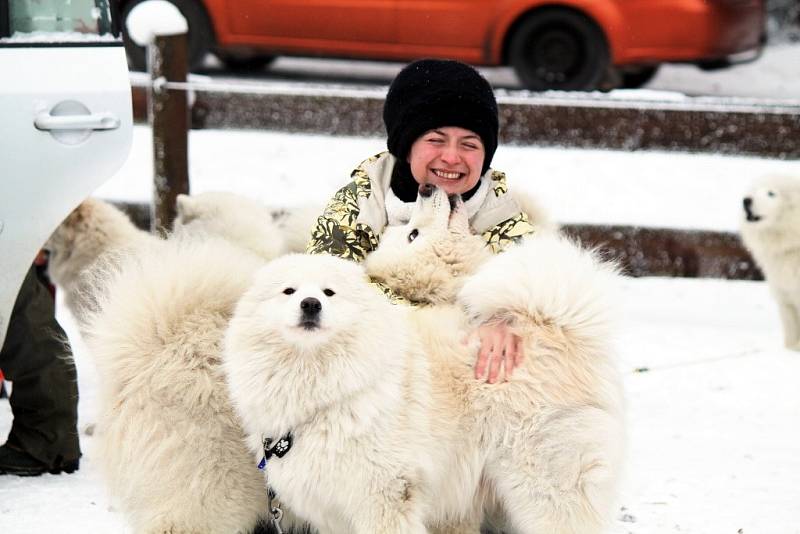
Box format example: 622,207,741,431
83,235,274,534
365,187,558,305
44,197,156,327
175,191,323,257
175,191,286,260
224,188,623,533
365,190,492,305
740,175,800,350
269,202,326,254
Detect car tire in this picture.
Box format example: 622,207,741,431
121,0,214,72
508,8,610,91
620,65,660,89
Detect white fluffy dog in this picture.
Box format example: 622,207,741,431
223,187,623,534
44,197,155,326
740,175,800,350
83,235,274,534
366,188,492,305
175,191,323,257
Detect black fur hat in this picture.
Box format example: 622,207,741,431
383,59,499,175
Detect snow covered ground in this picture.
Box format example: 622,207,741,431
2,38,800,532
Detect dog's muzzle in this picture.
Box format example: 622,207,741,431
743,197,761,222
299,297,322,330
418,183,435,198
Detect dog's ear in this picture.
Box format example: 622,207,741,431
175,194,194,222
447,196,471,235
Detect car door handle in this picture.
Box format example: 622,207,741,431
34,112,121,131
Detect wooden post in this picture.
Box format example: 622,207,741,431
148,32,189,235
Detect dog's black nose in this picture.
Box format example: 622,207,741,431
743,197,752,211
300,297,322,316
418,183,435,198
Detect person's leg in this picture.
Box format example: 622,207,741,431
0,265,80,474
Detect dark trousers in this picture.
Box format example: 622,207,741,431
0,266,80,466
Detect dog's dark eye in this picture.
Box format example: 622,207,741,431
408,229,419,243
323,288,335,297
283,288,295,295
767,190,776,197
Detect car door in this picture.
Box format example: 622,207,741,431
225,0,397,53
394,0,493,60
0,0,132,346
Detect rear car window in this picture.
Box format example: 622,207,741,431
0,0,119,43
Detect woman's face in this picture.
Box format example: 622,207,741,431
407,126,485,195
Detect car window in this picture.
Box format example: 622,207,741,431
0,0,118,43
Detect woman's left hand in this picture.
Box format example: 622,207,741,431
466,322,524,384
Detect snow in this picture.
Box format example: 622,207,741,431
125,0,188,46
0,31,118,44
646,42,800,101
2,36,800,533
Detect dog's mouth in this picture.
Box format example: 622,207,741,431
298,319,321,331
743,205,762,222
743,197,762,223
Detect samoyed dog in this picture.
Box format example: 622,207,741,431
44,197,155,327
364,184,558,306
365,185,493,305
740,175,800,350
223,186,624,534
175,191,324,257
82,235,278,534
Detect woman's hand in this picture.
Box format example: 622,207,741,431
466,322,524,384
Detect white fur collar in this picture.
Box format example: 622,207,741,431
385,175,491,226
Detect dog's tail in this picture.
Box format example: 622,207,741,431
460,232,618,342
458,232,621,409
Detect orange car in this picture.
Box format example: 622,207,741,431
117,0,766,90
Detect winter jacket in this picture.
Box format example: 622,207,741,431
307,151,536,263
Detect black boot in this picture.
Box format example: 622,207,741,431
0,443,79,476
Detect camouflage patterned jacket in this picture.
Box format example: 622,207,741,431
307,151,535,263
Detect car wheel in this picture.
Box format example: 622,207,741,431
121,0,214,72
620,65,660,89
508,8,610,91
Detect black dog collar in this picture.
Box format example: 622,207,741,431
258,433,293,470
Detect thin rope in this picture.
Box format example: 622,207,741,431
628,348,761,374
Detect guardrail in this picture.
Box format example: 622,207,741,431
131,80,800,158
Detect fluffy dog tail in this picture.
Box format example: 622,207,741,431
458,232,622,412
459,233,618,347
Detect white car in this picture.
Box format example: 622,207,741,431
0,0,133,347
